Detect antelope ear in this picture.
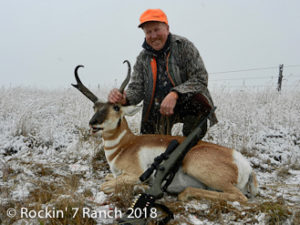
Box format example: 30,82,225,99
122,105,142,116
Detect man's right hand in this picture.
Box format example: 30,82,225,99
108,88,127,105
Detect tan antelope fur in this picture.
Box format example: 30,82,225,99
72,62,258,203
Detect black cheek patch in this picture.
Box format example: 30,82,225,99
117,118,121,127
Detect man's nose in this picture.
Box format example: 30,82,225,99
150,32,157,39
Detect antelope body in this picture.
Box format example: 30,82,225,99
72,62,258,202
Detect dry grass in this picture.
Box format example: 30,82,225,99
240,146,258,158
290,163,300,170
0,178,97,225
0,126,108,224
2,164,14,182
29,183,56,204
64,174,81,191
48,199,97,225
143,197,293,225
108,181,136,211
92,147,109,172
35,164,54,177
277,166,290,178
76,126,110,172
77,126,92,143
253,200,292,224
293,210,300,225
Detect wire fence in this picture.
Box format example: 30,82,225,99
208,64,300,90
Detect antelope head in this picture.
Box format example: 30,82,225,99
72,60,139,133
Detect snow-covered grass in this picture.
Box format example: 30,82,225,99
0,86,299,224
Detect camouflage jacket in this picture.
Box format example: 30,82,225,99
126,33,218,128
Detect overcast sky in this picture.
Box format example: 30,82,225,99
1,0,300,90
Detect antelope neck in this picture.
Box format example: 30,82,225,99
102,119,134,143
102,119,135,162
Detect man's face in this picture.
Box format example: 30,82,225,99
142,22,169,51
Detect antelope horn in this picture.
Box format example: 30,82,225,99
119,60,131,93
72,65,99,103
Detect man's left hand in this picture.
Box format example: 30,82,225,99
160,92,178,116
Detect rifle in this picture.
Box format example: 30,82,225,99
117,107,216,225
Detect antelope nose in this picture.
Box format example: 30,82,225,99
89,110,105,126
89,117,98,126
89,119,95,127
89,112,99,126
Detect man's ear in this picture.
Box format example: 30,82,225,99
122,105,142,116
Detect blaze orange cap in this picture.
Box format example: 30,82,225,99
138,9,168,28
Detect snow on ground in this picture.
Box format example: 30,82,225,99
0,86,299,224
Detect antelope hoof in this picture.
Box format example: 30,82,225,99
178,192,189,201
133,184,149,193
100,181,116,194
238,195,248,203
104,173,115,181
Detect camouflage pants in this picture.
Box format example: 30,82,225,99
141,93,209,140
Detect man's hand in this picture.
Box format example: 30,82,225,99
160,91,178,116
108,88,127,105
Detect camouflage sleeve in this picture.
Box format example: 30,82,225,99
125,53,145,105
171,38,218,125
172,39,209,94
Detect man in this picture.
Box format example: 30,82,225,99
108,9,217,138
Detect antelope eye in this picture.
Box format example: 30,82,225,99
113,105,120,112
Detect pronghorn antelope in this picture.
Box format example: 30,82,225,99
72,61,258,202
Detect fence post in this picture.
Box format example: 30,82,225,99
277,64,284,92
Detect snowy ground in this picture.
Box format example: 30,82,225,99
0,86,299,225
